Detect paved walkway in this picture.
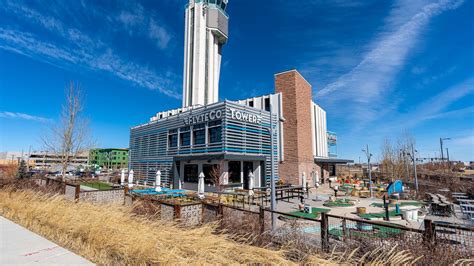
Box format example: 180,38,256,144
0,216,94,265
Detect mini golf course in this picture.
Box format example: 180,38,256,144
370,201,425,208
323,198,355,207
283,207,331,219
329,223,403,239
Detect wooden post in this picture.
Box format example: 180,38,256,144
174,205,181,220
218,203,224,217
424,219,436,245
321,212,329,251
74,184,80,200
342,218,347,242
259,206,265,235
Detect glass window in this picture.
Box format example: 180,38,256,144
180,126,191,146
209,0,216,4
264,98,271,111
208,120,222,143
168,129,178,148
228,161,241,183
193,124,206,145
248,100,254,107
183,164,198,183
203,164,219,185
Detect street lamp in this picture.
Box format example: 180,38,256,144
439,137,451,161
362,145,373,198
406,144,419,196
400,149,410,182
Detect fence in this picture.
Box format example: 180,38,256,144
196,203,474,254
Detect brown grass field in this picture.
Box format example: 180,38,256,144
2,188,470,265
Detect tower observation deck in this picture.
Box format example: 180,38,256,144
182,0,229,108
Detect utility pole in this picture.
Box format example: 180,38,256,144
407,144,418,196
401,149,410,182
362,145,373,198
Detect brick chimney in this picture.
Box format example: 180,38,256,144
275,70,317,186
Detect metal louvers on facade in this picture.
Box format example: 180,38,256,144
129,101,279,186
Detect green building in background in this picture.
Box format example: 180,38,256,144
89,148,129,170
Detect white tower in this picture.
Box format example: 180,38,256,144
182,0,229,108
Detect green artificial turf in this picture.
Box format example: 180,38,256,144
358,210,401,219
329,223,403,239
81,182,112,190
370,201,425,208
284,207,331,219
323,198,354,207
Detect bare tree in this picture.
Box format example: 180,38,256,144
210,161,225,192
42,82,93,179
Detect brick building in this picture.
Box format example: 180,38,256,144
238,69,353,186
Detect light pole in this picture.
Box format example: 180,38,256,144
439,137,451,161
406,144,418,196
362,145,373,198
401,150,410,182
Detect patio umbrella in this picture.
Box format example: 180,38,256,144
248,172,255,196
128,170,134,188
302,172,307,192
198,172,205,199
155,170,161,192
120,169,125,186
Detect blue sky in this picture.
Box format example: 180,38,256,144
0,0,473,161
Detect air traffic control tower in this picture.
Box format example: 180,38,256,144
182,0,229,108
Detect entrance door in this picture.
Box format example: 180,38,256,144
243,161,253,189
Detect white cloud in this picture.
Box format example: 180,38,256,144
376,78,474,132
0,111,52,123
112,3,172,50
316,0,464,124
452,135,474,146
149,19,171,50
0,2,180,99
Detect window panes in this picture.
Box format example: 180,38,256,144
193,124,206,145
264,98,271,111
228,161,241,183
168,129,178,148
183,164,198,183
208,120,221,143
180,126,191,146
203,164,218,185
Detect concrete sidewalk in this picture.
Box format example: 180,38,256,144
0,216,94,265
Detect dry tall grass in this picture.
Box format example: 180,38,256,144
0,188,294,265
2,188,468,265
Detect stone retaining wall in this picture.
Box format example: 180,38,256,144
79,189,124,204
65,184,76,200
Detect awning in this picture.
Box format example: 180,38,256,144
173,153,266,162
314,157,354,164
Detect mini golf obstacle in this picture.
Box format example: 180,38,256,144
323,198,356,207
282,207,331,220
